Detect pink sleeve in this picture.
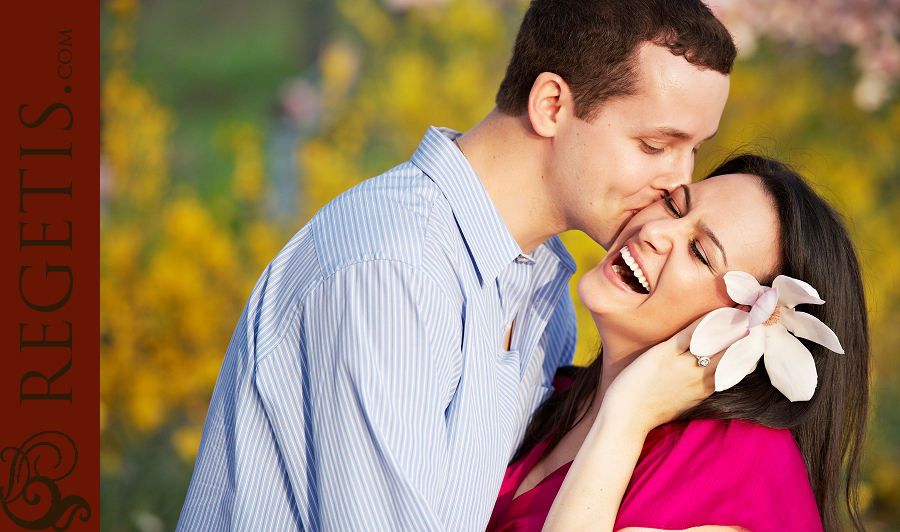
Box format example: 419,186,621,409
614,419,823,532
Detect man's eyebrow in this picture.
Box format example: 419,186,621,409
653,127,719,142
655,126,692,140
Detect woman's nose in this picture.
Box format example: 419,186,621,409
639,216,685,255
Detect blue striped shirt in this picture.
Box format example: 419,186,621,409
177,127,577,532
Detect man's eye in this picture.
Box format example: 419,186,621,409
640,140,663,154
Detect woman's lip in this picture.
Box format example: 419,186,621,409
602,255,644,295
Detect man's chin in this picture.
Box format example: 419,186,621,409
579,228,613,250
601,214,636,250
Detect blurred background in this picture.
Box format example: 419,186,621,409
100,0,900,529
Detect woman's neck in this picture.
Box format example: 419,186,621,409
593,335,652,415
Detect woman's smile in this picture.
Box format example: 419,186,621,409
606,245,651,295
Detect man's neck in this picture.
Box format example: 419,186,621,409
456,109,566,255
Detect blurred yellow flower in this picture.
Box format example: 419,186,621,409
224,123,266,204
320,42,361,115
130,368,165,433
172,426,204,463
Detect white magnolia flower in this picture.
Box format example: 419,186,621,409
690,271,844,402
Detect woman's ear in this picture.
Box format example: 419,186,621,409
527,72,573,138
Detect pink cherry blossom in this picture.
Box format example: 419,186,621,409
711,0,900,110
690,271,844,402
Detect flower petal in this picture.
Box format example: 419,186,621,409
762,324,818,402
772,275,825,308
715,326,765,392
724,271,764,305
748,287,779,329
780,307,844,354
690,308,750,357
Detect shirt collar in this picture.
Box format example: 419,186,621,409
411,126,575,281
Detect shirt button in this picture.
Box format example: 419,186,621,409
515,256,531,264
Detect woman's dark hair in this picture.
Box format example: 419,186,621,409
495,0,737,121
517,154,870,532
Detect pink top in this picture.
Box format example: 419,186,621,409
487,410,823,532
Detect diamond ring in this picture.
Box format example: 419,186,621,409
696,356,710,368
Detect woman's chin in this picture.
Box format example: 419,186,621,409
577,264,621,312
591,316,672,356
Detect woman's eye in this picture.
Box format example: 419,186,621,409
662,191,682,218
691,240,710,267
640,140,663,154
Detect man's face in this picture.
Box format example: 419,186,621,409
547,42,731,249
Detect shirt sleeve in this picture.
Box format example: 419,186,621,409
255,259,461,532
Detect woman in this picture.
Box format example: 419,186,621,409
487,155,869,532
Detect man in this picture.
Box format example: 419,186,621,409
177,0,735,530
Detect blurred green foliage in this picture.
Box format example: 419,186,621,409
100,0,900,530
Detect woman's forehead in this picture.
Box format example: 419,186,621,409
693,174,781,278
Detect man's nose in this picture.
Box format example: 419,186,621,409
653,152,694,192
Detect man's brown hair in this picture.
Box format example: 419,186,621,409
495,0,737,121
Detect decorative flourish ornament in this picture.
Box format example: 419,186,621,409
689,271,844,402
0,431,91,530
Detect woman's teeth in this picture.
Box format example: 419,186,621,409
619,247,649,292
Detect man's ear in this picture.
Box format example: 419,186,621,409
527,72,573,138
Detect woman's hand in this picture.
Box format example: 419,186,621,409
602,316,720,435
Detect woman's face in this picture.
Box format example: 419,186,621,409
577,173,781,350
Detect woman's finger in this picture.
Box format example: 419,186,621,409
672,315,706,354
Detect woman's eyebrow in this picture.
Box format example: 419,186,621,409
684,185,728,267
700,220,728,267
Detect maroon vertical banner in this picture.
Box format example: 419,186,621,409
0,1,100,531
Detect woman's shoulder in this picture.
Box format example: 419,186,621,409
678,419,809,478
615,418,823,532
649,418,811,492
674,418,803,461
